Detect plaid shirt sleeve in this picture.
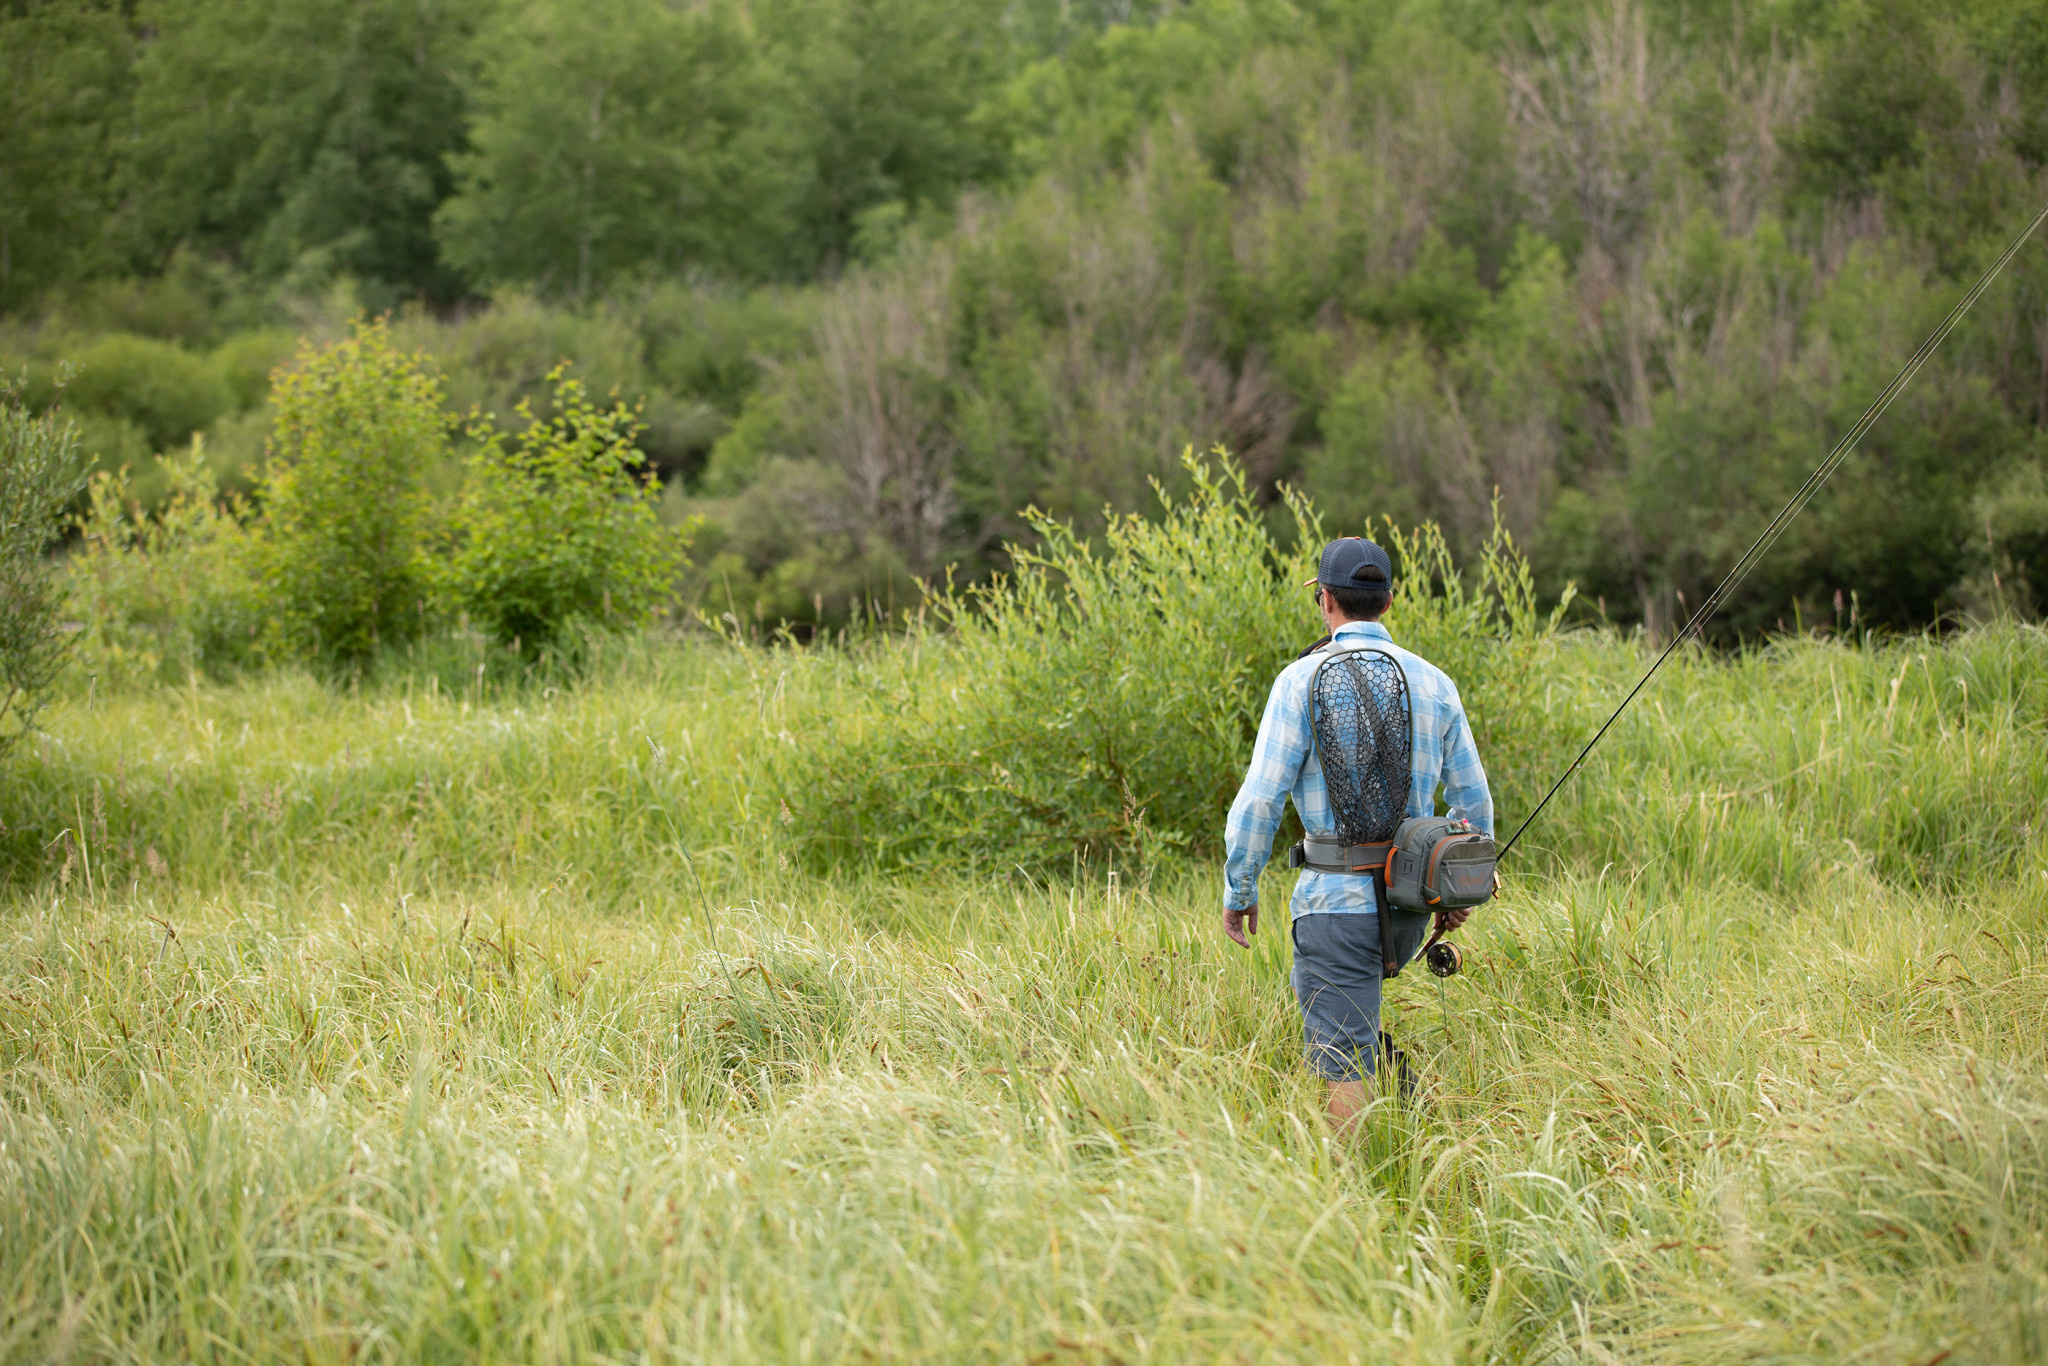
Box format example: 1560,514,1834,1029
1435,681,1494,838
1222,668,1310,909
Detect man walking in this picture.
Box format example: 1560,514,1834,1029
1221,536,1493,1126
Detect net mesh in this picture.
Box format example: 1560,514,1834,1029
1311,650,1411,844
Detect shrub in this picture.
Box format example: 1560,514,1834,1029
65,438,262,684
61,332,233,452
66,410,151,476
0,377,88,761
208,327,298,412
785,449,1574,873
444,364,691,647
1973,453,2048,618
252,319,447,663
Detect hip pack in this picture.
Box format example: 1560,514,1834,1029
1384,815,1496,912
1381,816,1494,977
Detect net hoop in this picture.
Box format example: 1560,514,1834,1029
1308,647,1412,846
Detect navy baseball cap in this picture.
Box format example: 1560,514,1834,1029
1303,536,1395,590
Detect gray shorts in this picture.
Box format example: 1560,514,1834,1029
1290,912,1384,1081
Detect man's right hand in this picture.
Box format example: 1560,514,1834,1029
1224,903,1259,948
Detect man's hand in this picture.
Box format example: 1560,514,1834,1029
1224,902,1259,948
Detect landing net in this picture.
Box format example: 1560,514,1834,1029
1311,650,1411,845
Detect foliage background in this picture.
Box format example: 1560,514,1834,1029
0,379,85,759
8,0,2048,639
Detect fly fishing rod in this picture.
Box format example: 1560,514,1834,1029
1494,198,2048,865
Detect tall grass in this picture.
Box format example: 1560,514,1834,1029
1528,626,2048,891
5,515,2046,1359
12,532,2031,897
4,835,2045,1359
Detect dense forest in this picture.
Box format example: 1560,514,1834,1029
7,0,2048,637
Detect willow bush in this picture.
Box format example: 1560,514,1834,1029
250,319,447,664
441,364,692,648
65,438,263,684
0,376,87,762
783,450,1576,873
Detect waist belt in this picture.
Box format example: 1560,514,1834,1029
1287,836,1394,875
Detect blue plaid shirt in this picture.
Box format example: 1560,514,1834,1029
1224,620,1492,916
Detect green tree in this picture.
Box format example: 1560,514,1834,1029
444,365,689,646
1793,0,1961,204
0,0,132,310
437,0,805,296
0,376,88,760
762,0,1013,271
122,0,486,302
251,319,445,662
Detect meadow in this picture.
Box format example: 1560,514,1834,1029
10,0,2048,1354
3,613,2046,1364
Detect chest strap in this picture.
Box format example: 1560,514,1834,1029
1287,836,1395,875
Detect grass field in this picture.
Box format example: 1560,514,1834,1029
4,623,2047,1362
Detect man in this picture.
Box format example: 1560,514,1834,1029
1221,535,1493,1126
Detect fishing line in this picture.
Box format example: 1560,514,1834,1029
1496,198,2048,863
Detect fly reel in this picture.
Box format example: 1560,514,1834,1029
1424,940,1463,978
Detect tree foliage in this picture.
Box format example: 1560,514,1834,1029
251,320,444,663
121,0,485,304
439,0,1012,292
444,365,689,646
13,0,2048,638
437,0,803,297
0,376,87,758
0,0,132,311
